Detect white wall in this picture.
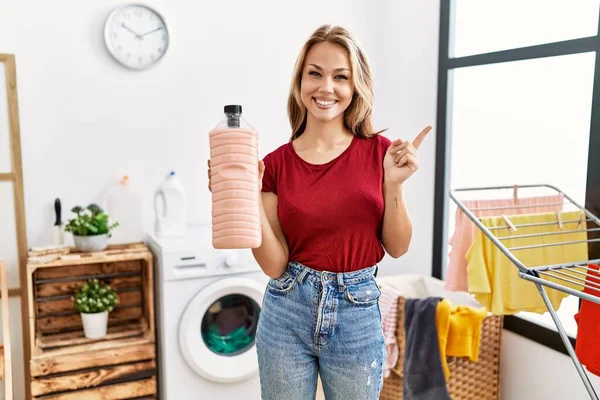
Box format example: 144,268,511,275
1,0,437,397
14,0,382,247
371,0,440,278
10,0,440,273
502,331,600,400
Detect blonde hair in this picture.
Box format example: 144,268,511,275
287,24,384,141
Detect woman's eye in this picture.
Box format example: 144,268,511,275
307,71,347,80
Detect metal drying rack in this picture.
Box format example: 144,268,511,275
449,183,600,400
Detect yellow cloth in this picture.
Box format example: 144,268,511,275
436,298,488,379
466,210,588,315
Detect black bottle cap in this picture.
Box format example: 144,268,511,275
224,105,242,114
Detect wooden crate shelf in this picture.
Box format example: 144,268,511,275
26,243,157,399
36,321,147,350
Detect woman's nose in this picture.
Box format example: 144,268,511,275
319,77,334,94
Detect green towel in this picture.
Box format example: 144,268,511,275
203,323,253,354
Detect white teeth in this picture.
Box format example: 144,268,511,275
315,99,336,106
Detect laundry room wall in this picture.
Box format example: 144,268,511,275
370,0,440,278
4,0,440,273
0,0,439,397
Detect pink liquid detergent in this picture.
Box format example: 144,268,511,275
209,105,262,249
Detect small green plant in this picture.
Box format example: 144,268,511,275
73,279,119,314
64,204,119,237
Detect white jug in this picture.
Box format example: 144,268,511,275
154,171,187,237
103,175,144,244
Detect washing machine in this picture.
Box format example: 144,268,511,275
147,225,269,400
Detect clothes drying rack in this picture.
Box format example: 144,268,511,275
449,183,600,400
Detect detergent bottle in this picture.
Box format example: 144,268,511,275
209,105,261,249
154,171,186,237
102,175,144,244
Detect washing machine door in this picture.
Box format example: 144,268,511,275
179,276,265,383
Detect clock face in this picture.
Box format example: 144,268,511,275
104,4,169,70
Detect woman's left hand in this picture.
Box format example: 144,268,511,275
383,126,432,186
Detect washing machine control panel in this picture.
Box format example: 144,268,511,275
156,248,260,281
147,228,263,282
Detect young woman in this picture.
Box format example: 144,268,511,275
209,24,431,400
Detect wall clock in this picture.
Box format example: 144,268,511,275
104,4,169,70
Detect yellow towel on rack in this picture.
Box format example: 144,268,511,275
466,210,588,315
436,298,488,379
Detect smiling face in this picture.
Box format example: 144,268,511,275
300,41,354,125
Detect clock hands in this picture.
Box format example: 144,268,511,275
121,23,142,39
140,26,164,37
120,22,163,44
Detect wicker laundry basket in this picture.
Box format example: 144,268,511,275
377,275,503,400
379,312,503,400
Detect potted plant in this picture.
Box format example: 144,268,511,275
73,278,119,339
64,204,119,252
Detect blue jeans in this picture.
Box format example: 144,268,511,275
256,262,386,400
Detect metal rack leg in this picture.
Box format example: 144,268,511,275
535,283,599,400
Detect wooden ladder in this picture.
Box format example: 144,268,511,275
0,261,13,399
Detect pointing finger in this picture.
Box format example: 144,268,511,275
412,126,432,150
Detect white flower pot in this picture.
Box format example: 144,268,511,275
81,311,109,339
73,234,109,252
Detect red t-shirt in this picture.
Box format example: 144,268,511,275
574,263,600,377
261,134,392,273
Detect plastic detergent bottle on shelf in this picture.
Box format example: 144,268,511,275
209,104,261,249
102,175,144,244
154,171,187,237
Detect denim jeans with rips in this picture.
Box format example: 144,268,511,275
256,261,386,400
